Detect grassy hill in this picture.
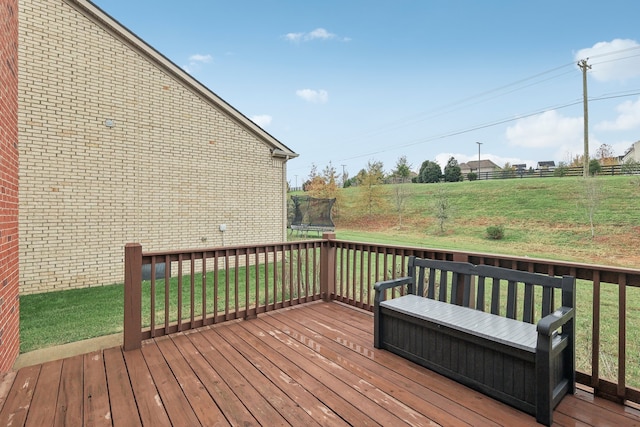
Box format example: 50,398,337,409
325,175,640,268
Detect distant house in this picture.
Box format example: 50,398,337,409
18,0,298,294
622,141,640,163
459,160,500,176
537,161,556,170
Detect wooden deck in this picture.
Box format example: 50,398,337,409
1,302,639,426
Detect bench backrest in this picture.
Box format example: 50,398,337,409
407,256,575,324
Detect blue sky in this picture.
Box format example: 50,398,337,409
92,0,640,185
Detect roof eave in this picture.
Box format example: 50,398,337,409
71,0,297,158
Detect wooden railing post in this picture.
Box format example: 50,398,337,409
124,243,142,351
320,233,336,302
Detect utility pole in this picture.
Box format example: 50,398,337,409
341,164,347,187
476,141,483,180
578,59,591,178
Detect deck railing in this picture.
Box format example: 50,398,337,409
124,240,325,349
124,233,640,406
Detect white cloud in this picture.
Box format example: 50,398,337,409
575,39,640,82
308,28,335,40
189,54,213,63
296,89,329,104
284,32,304,43
250,114,272,128
283,28,348,43
596,97,640,131
506,110,583,149
183,53,213,74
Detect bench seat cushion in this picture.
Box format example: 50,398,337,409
380,294,537,352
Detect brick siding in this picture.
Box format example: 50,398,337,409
18,0,292,294
0,0,20,371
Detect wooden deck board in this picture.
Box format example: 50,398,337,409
24,359,61,427
214,323,350,426
186,328,290,426
1,301,639,426
1,364,40,427
170,333,256,426
103,347,141,427
297,302,532,426
121,347,172,427
83,351,112,427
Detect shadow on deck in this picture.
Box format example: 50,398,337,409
1,301,639,426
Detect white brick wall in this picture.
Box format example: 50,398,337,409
18,0,293,294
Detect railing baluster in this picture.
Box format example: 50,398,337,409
213,252,219,323
225,249,230,318
150,257,156,338
190,254,195,326
164,255,170,334
177,254,183,331
245,248,250,318
254,249,260,314
618,273,627,400
201,253,207,325
592,270,601,391
234,250,239,316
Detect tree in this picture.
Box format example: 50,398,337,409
581,177,600,238
568,154,584,167
357,160,387,217
304,162,341,215
433,187,452,233
443,157,462,182
588,159,602,176
418,160,442,183
303,163,321,192
596,144,616,166
621,158,640,175
391,155,412,183
553,161,569,177
501,162,515,179
392,184,409,229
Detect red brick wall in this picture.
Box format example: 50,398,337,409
0,0,20,372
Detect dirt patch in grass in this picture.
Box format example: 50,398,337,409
336,215,640,269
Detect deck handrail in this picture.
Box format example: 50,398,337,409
124,233,640,406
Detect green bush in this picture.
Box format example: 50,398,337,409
467,172,478,181
486,225,505,240
589,159,602,176
554,162,569,177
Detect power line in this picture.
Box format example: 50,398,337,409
289,46,640,173
343,47,640,146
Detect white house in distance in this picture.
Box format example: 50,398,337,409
459,160,500,176
622,141,640,163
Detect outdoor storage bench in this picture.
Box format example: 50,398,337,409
374,256,576,426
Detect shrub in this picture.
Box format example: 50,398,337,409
467,172,478,181
554,162,569,177
486,225,505,240
589,159,602,176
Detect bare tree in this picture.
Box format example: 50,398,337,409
356,160,387,218
393,184,409,229
433,187,453,233
596,144,616,166
581,177,600,238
